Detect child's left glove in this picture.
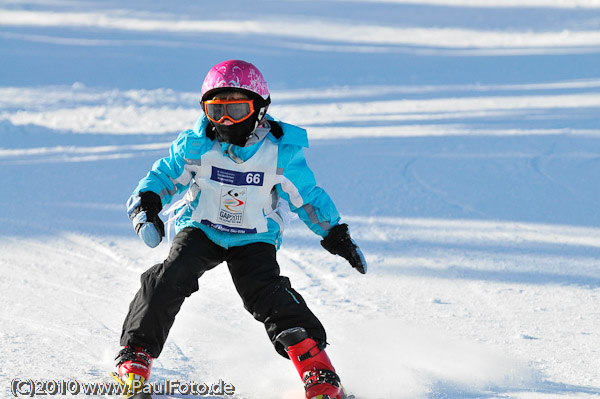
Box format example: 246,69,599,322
126,191,165,248
321,223,367,274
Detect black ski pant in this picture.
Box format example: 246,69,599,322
120,227,326,359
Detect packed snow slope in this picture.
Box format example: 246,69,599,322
1,1,600,398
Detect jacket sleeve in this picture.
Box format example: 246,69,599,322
133,131,194,206
276,145,341,237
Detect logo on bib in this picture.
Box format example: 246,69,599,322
218,187,247,225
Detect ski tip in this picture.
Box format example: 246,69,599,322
109,372,125,386
109,372,152,398
129,392,153,399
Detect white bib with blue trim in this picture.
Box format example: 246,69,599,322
191,139,278,234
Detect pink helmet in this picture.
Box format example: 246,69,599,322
201,60,270,101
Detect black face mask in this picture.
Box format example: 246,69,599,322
212,112,259,147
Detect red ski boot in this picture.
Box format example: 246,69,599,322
277,327,347,399
111,346,153,396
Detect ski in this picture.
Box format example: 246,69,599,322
110,372,152,399
128,392,153,399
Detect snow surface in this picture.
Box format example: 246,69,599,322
1,1,600,398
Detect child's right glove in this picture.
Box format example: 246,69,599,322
126,191,165,248
321,223,367,274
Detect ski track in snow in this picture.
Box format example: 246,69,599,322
2,8,600,53
1,1,600,398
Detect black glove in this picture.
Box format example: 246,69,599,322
126,191,165,248
321,223,367,274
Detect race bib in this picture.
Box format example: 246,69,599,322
191,140,279,234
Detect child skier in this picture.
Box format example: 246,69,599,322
115,59,367,399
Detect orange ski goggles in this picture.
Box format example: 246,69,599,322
203,99,255,124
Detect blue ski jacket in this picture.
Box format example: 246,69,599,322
131,114,341,249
